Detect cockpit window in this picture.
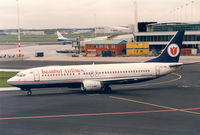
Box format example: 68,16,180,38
16,73,26,77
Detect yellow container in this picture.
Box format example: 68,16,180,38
126,42,134,48
133,42,149,49
126,42,149,49
133,49,149,55
126,49,149,55
126,49,134,55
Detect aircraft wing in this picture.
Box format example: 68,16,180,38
99,75,154,85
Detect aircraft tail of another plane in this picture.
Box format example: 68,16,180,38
146,31,185,63
56,31,65,39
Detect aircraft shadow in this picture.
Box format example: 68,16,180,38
17,85,178,97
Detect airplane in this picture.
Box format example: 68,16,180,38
7,31,185,96
56,31,77,42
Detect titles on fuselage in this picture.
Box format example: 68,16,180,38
41,68,84,74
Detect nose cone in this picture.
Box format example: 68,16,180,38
7,77,14,85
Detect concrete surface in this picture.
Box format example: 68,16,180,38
0,63,199,135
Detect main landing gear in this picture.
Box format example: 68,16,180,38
103,86,112,94
21,88,32,96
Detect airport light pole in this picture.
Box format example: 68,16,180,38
134,0,138,33
16,0,22,58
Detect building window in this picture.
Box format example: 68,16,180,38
94,45,98,48
97,51,101,55
90,51,96,54
89,45,91,48
112,44,115,48
105,45,108,49
100,45,103,48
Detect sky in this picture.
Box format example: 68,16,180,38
0,0,199,29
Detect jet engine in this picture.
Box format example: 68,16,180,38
81,80,102,91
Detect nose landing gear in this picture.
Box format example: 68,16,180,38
21,88,32,96
27,90,32,96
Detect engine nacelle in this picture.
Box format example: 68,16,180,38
81,80,102,91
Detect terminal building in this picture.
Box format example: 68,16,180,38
135,22,200,54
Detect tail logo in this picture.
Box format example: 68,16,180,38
167,44,180,57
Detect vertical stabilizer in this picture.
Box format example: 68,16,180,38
146,31,184,63
56,31,65,39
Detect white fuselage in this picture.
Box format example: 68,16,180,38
7,62,180,91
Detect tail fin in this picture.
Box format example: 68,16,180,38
146,31,185,63
56,31,65,39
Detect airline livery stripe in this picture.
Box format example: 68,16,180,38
8,75,155,85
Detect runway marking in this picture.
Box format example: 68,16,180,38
0,107,200,121
109,96,200,115
120,73,182,89
178,85,192,88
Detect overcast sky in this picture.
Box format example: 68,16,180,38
0,0,199,29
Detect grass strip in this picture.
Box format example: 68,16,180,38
0,71,18,87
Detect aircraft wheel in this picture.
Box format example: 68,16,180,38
27,90,32,96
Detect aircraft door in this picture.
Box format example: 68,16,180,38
89,71,99,78
34,70,40,82
155,65,160,76
95,71,99,77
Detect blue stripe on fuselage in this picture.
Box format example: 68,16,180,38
57,38,77,41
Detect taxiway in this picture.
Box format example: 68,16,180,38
0,63,199,135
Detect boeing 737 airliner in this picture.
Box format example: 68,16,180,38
8,31,185,96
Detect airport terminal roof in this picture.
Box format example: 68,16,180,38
147,22,200,32
86,40,127,45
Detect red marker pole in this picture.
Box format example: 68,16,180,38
17,0,22,58
18,40,21,57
